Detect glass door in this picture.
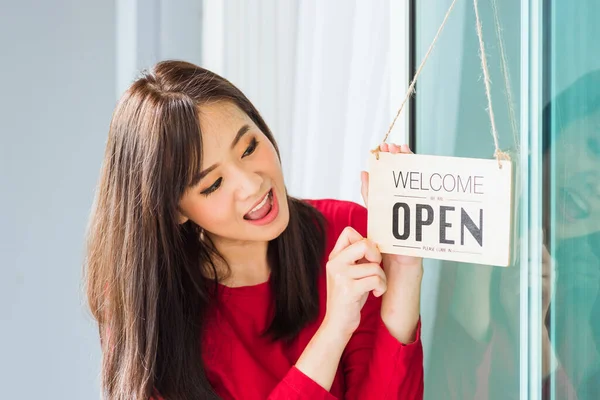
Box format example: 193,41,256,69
411,0,600,398
412,1,525,398
544,0,600,398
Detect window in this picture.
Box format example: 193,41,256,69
413,0,600,398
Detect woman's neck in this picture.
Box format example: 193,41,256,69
210,236,271,287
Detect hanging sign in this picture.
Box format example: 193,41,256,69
367,152,513,266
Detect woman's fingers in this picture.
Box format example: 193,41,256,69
329,226,364,261
367,144,413,206
336,239,382,265
360,171,369,206
389,143,401,154
328,228,382,266
355,274,388,297
346,262,385,280
378,143,414,154
400,143,413,154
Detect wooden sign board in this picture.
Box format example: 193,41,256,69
367,152,513,266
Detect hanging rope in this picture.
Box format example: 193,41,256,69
473,0,510,167
491,0,519,152
374,0,515,169
373,0,459,158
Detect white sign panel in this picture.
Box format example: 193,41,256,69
367,152,514,266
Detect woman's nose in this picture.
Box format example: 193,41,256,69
234,167,263,201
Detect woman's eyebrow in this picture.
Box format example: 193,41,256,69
192,124,251,185
230,124,251,149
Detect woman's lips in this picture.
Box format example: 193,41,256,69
244,189,273,221
244,189,280,226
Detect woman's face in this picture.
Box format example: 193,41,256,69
178,101,290,245
553,109,600,239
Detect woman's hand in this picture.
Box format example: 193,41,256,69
322,226,388,339
361,143,423,344
295,227,387,391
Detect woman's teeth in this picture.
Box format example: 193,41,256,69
250,192,270,213
244,190,273,221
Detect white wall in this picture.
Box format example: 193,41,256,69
117,0,204,96
0,1,203,398
0,1,114,398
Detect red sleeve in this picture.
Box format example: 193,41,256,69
339,200,425,399
267,367,337,400
343,294,424,399
151,369,337,400
150,368,338,400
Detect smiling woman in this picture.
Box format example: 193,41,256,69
178,101,289,253
84,60,424,400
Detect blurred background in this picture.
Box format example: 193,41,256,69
1,1,599,399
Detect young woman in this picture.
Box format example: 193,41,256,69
85,60,424,400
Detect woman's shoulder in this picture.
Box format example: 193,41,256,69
303,198,368,238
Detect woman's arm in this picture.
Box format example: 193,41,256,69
266,324,346,400
268,225,388,399
294,323,350,391
334,167,425,399
342,291,424,399
380,258,423,344
336,205,423,399
266,323,350,400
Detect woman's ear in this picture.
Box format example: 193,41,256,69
177,208,189,225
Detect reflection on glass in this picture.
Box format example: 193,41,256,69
544,0,600,397
547,69,600,399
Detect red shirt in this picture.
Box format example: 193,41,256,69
160,199,424,399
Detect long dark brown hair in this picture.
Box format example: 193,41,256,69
84,60,326,399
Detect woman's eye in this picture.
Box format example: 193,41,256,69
201,177,222,196
242,138,259,158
